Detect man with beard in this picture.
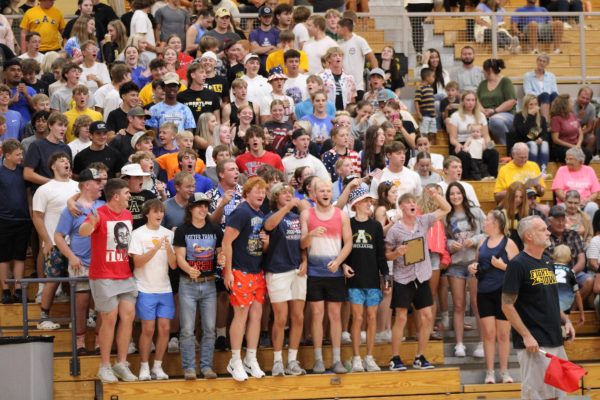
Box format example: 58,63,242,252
450,46,484,93
300,177,353,374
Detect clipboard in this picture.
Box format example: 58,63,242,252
403,237,426,266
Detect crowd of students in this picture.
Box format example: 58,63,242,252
0,0,599,387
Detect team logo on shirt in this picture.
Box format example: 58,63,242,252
106,220,132,262
530,268,557,286
353,229,374,249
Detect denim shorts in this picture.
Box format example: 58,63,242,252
135,291,175,320
348,288,383,307
446,263,471,280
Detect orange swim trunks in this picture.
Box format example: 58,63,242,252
229,269,267,308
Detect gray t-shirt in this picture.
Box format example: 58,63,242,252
50,87,94,113
155,5,190,44
573,102,595,128
450,65,485,93
205,30,242,51
162,197,185,230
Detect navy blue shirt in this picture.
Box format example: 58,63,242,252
265,210,301,274
0,163,30,220
227,201,264,274
24,138,72,191
477,236,509,293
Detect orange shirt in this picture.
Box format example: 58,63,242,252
156,153,205,180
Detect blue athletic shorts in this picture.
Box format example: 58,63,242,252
135,291,175,320
348,288,383,307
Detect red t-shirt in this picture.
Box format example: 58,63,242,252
235,151,284,176
87,205,134,280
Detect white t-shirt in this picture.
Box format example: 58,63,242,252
282,154,329,183
284,74,309,105
32,179,80,246
241,74,271,105
448,111,488,143
304,36,338,75
129,224,174,293
370,167,422,199
293,23,310,50
68,138,91,159
439,180,481,207
338,33,372,91
18,52,45,66
408,153,444,170
79,62,110,94
467,137,485,159
259,93,295,122
131,9,156,47
94,85,122,120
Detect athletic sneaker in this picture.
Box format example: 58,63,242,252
97,366,118,383
389,356,407,371
167,337,179,353
227,359,248,381
485,369,496,384
243,358,265,378
413,355,435,370
184,368,197,380
215,336,228,351
473,342,484,358
364,355,381,372
375,330,391,343
312,359,326,373
351,356,365,372
285,360,306,376
112,362,138,382
86,314,96,329
127,341,137,355
454,343,466,357
331,360,348,374
272,360,285,376
151,365,169,380
2,291,13,304
360,331,367,344
341,331,352,344
138,364,151,381
201,367,217,379
37,320,60,330
501,371,513,384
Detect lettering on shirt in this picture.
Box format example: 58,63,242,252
185,233,217,273
105,220,132,262
530,268,557,286
247,216,264,256
284,217,301,241
353,229,374,249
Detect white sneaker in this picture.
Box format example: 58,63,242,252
243,358,266,378
37,320,60,330
112,362,138,382
501,371,514,383
563,22,572,29
360,331,367,344
227,359,248,381
375,331,387,343
364,355,381,372
127,341,137,355
473,342,484,358
441,313,450,330
138,364,151,381
485,369,496,384
272,360,285,376
167,337,179,353
97,366,118,383
151,342,156,353
351,356,365,372
341,331,352,344
151,365,169,380
86,314,96,329
454,343,466,357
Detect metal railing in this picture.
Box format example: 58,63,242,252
6,276,89,377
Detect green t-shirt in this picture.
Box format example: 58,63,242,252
476,76,516,113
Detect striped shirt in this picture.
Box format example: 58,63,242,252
415,84,436,117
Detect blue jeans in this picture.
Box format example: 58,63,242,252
179,277,217,371
527,140,550,168
488,112,514,145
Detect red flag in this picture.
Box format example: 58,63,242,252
543,352,587,393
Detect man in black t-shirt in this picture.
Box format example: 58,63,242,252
177,63,221,123
74,121,124,179
201,51,230,103
502,215,576,399
106,82,140,137
109,106,148,161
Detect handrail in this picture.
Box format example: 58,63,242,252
6,276,89,377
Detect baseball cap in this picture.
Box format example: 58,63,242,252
549,205,566,218
121,163,150,177
243,53,260,64
268,66,287,81
526,188,538,198
127,106,149,118
163,72,180,85
259,6,273,16
131,130,155,149
376,89,395,103
349,183,375,210
200,51,218,62
90,121,108,134
215,7,231,18
189,192,211,205
369,68,385,78
78,168,102,183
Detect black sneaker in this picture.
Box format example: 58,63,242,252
389,356,407,371
2,291,13,304
413,355,435,370
215,336,228,352
12,291,22,304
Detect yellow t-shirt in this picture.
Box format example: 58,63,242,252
20,6,65,52
494,160,546,193
139,82,188,106
266,49,309,75
64,108,103,143
156,152,206,180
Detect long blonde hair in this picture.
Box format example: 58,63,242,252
457,90,484,124
108,20,128,53
521,94,542,128
71,15,96,46
417,183,442,213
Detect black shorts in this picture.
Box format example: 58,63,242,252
307,276,347,302
0,219,32,262
477,288,506,320
391,279,433,310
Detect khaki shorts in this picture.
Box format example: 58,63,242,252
90,278,138,313
266,269,307,303
517,345,567,400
